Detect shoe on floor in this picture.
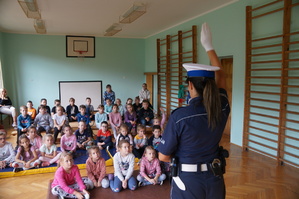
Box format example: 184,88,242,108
138,181,143,187
160,180,164,185
12,123,17,129
13,167,22,173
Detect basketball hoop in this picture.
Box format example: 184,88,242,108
75,50,87,56
74,50,87,61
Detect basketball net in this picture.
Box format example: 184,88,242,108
74,51,87,61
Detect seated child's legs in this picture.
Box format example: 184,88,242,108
111,126,117,139
37,126,45,136
83,141,94,149
44,126,52,134
53,127,61,142
13,159,41,170
137,175,154,186
101,177,110,189
12,162,23,168
125,122,133,132
110,176,122,192
1,160,13,168
140,119,146,126
52,185,78,198
137,174,148,184
40,152,61,165
82,177,94,190
103,141,113,149
127,176,137,190
158,173,167,183
52,178,93,198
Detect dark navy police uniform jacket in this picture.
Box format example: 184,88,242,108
158,88,230,199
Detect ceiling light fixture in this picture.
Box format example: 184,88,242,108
18,0,41,19
104,23,122,36
34,19,46,34
119,2,146,24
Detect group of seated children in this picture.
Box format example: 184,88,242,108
1,118,167,198
50,140,166,198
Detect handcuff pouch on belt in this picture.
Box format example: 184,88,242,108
209,146,229,177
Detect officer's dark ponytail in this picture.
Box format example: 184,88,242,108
186,77,221,130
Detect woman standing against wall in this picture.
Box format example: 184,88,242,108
0,88,17,128
158,23,230,199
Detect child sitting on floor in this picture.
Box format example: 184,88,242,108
124,98,133,112
153,107,166,130
26,100,36,122
66,97,79,122
76,105,90,125
17,105,31,147
12,134,41,172
75,121,93,150
148,125,163,151
85,97,95,120
137,146,166,186
133,96,142,115
109,104,122,139
124,103,137,133
115,124,133,152
27,126,42,156
95,105,108,129
51,99,65,117
115,98,125,117
60,125,77,154
109,140,137,192
39,134,61,167
38,98,51,115
0,131,15,169
138,100,154,126
96,121,113,150
104,98,113,115
33,105,53,136
86,146,109,188
133,124,148,159
51,152,93,199
53,105,67,143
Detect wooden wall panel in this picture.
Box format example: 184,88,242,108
244,0,299,167
157,26,197,117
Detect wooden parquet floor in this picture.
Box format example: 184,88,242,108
0,119,299,199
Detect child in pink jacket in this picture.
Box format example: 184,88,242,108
86,146,109,188
60,125,77,154
51,152,93,199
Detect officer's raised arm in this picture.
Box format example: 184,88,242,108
201,22,226,90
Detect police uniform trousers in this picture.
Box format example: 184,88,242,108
171,170,225,199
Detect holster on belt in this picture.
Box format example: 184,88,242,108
209,146,229,177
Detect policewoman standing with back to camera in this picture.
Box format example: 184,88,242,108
158,23,230,199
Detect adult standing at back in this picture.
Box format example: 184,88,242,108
139,83,150,103
0,88,17,128
158,23,230,199
103,84,115,105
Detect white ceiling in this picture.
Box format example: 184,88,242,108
0,0,237,38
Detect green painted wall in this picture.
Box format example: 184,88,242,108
0,32,3,89
144,0,276,146
2,33,145,109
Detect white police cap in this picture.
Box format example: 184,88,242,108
183,63,220,78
